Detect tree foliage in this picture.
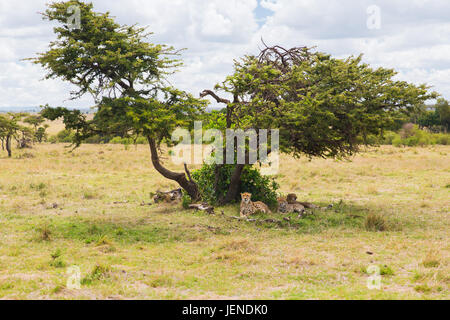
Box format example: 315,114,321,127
29,1,207,200
27,1,439,205
192,164,279,207
201,44,437,203
0,113,32,157
410,98,449,132
209,45,437,158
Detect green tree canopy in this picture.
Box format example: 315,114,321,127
201,45,437,203
0,113,29,157
29,1,207,200
435,98,450,131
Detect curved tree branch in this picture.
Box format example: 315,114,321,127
184,163,194,183
147,136,200,201
200,90,230,104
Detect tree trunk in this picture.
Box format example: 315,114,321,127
214,164,224,204
219,164,245,205
147,137,201,202
6,135,12,157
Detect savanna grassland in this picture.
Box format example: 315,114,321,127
0,140,449,299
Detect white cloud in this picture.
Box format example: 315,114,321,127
0,0,449,109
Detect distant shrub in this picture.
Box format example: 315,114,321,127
358,125,449,147
388,125,448,147
361,264,394,276
380,131,398,145
55,129,75,143
30,182,47,190
434,133,449,145
50,249,66,268
109,136,147,145
392,135,403,147
49,130,144,145
50,258,66,268
84,134,109,144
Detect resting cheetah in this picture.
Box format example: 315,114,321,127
153,189,182,203
277,197,305,215
286,193,333,210
240,193,271,217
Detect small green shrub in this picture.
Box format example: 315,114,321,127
51,249,62,260
50,258,66,268
381,131,399,145
361,264,394,276
55,129,75,143
30,182,47,191
387,125,449,147
434,133,449,145
49,130,143,145
379,264,394,276
364,125,450,147
192,164,279,206
182,193,192,209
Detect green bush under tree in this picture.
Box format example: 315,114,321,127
192,164,279,207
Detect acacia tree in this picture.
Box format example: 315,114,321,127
23,114,44,131
29,1,206,200
24,114,49,143
0,113,25,157
201,45,437,204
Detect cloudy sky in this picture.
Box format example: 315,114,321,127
1,0,449,109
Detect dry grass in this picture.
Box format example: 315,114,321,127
0,142,449,300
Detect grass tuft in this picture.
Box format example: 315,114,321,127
414,284,432,293
365,213,387,232
36,223,53,241
422,251,440,268
81,264,111,285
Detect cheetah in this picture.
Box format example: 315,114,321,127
153,188,183,204
240,193,272,217
277,197,305,215
286,193,333,210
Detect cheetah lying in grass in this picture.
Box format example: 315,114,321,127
278,193,333,217
240,193,272,217
277,197,306,216
153,188,183,204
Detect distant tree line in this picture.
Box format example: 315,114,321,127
406,98,449,133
